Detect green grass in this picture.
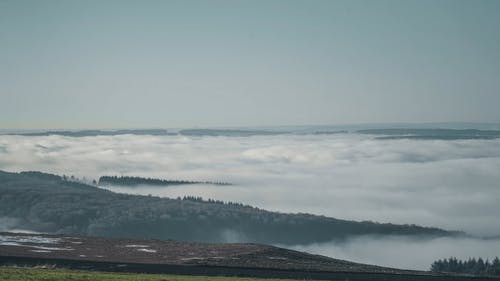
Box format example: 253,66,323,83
0,267,307,281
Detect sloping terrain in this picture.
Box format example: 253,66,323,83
0,232,397,273
1,232,498,281
0,170,455,245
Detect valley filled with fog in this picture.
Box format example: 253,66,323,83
1,130,500,270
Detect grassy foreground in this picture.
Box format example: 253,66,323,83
0,267,306,281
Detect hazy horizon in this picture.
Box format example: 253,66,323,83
2,121,500,133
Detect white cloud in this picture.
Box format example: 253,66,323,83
1,133,499,238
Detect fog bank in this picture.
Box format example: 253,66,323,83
1,133,500,237
286,236,500,271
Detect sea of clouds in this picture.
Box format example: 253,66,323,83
1,132,499,269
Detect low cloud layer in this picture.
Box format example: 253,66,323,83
287,236,500,271
1,134,499,246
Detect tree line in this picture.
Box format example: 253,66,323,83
179,196,250,208
98,175,232,186
431,257,500,276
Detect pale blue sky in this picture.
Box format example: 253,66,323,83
1,0,499,129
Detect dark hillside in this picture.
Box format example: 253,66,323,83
0,232,497,281
0,170,457,244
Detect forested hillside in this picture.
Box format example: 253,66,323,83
0,170,457,244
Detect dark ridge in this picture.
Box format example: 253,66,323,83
7,129,171,137
357,128,500,140
178,129,286,137
312,130,349,135
98,175,232,186
0,170,460,245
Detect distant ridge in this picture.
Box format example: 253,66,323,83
178,128,286,137
4,127,500,139
7,129,172,137
358,128,500,140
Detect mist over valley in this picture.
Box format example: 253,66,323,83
1,127,500,270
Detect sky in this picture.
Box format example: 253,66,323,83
1,0,500,129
